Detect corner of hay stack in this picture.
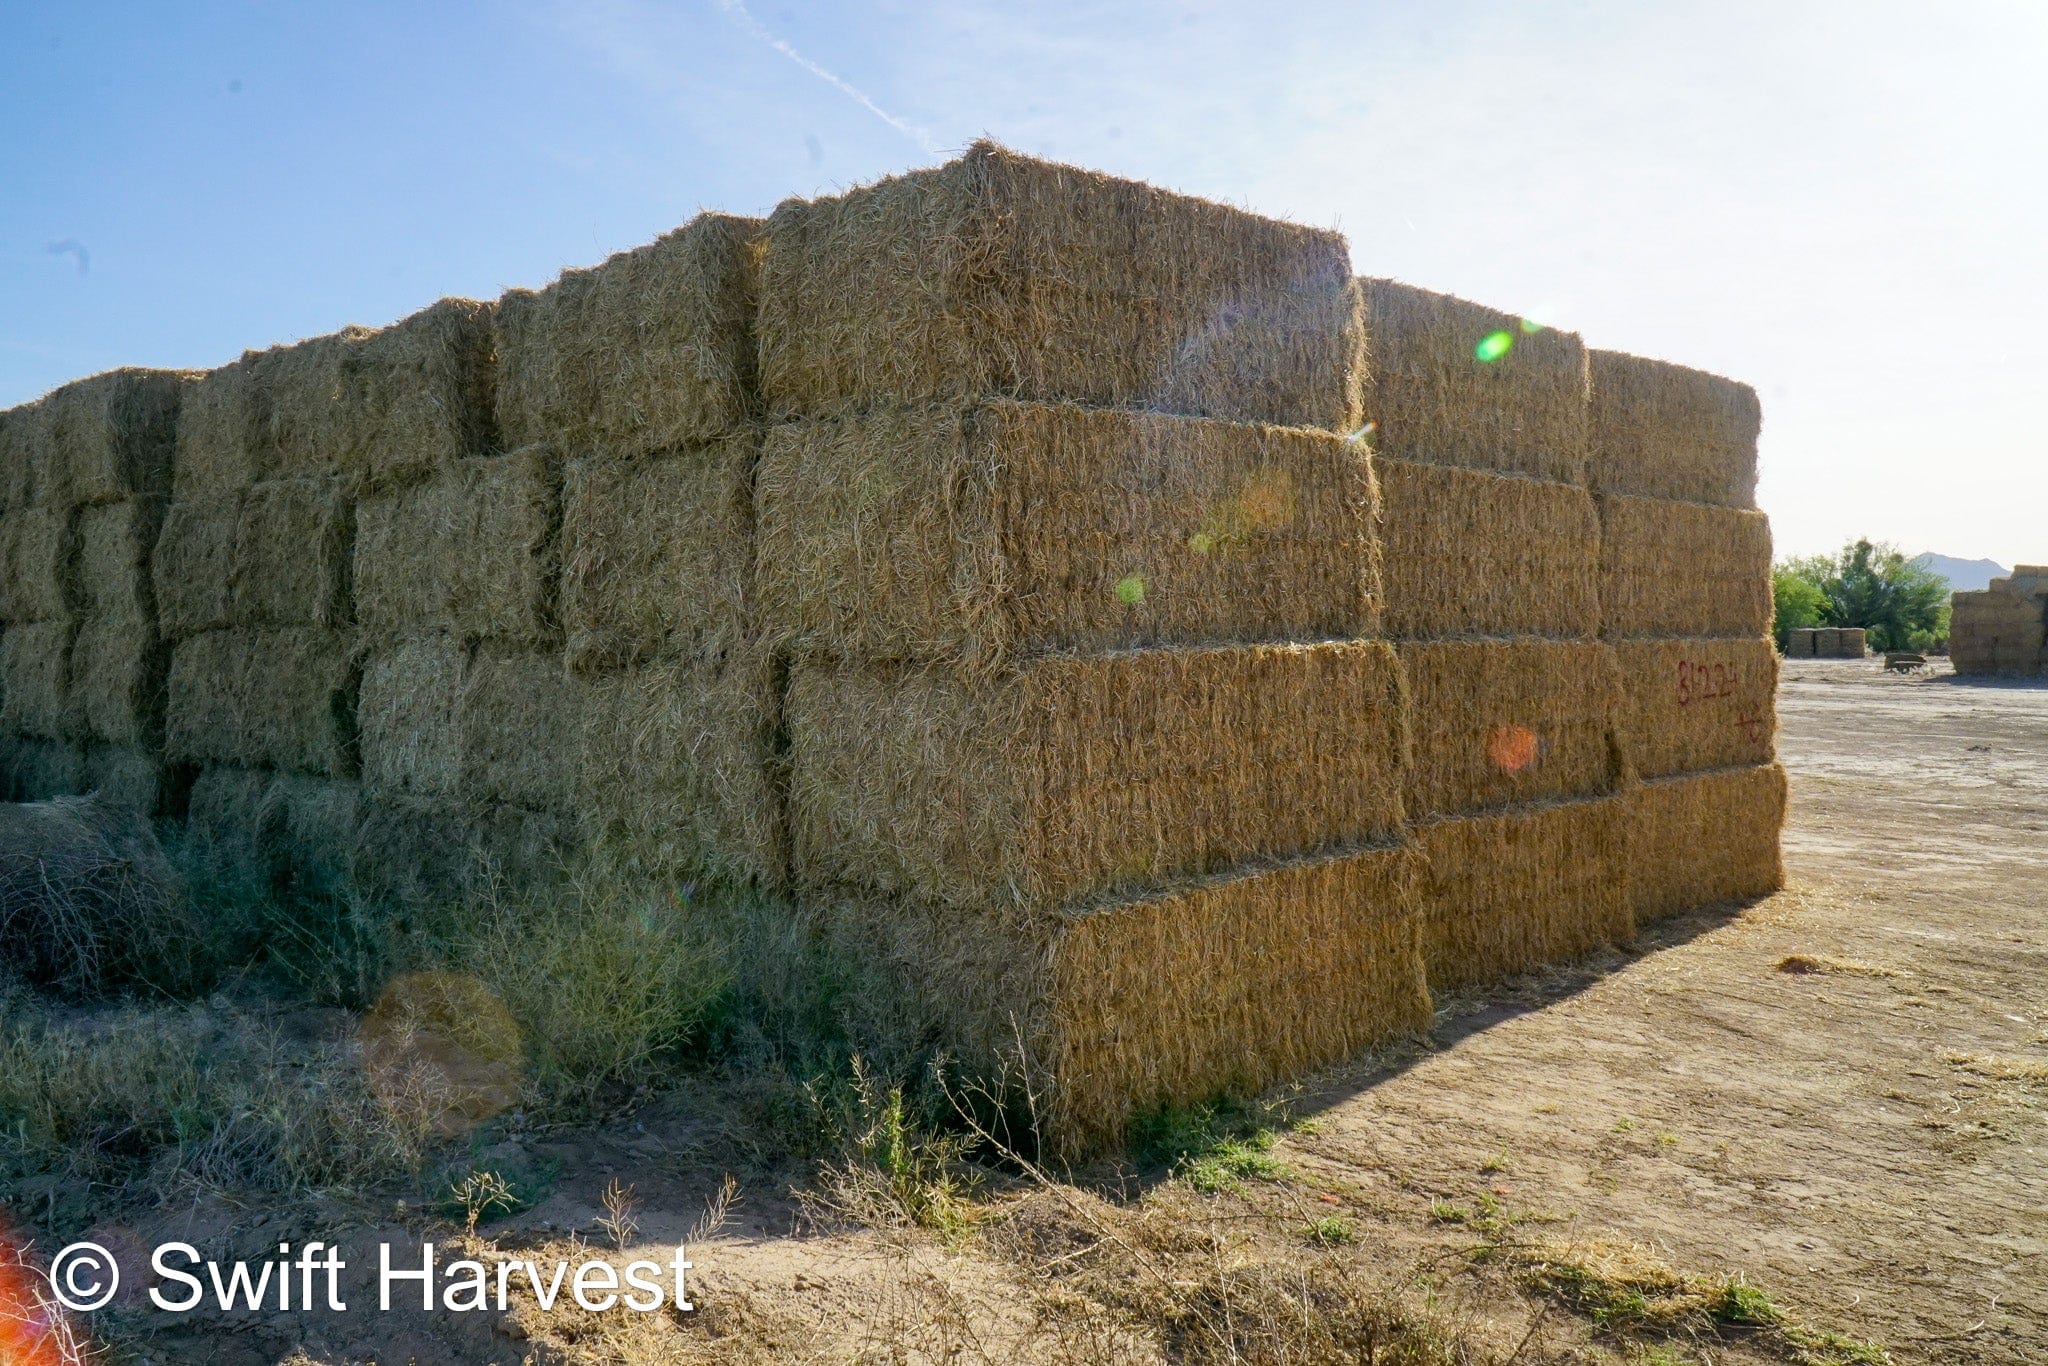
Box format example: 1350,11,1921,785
1628,763,1786,922
1589,348,1760,508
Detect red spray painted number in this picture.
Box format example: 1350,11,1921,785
1675,659,1739,706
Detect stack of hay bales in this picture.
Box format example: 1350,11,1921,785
1589,351,1784,921
1783,626,1818,658
157,301,493,891
1951,568,2048,676
1359,282,1629,989
0,370,189,812
486,212,782,889
755,144,1429,1150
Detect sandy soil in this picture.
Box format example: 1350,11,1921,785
92,657,2048,1363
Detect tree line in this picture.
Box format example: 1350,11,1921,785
1772,539,1951,653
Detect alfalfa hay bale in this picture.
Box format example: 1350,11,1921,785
561,440,753,670
574,651,784,887
1598,495,1772,639
70,615,165,746
184,766,362,896
1399,639,1622,819
495,214,763,456
1949,590,2046,676
757,401,1378,667
790,640,1409,911
1376,458,1599,640
820,840,1429,1157
75,499,163,623
1589,349,1761,508
1360,280,1590,484
1629,762,1786,922
1415,793,1631,992
0,507,76,623
260,298,497,490
164,628,358,776
1613,637,1776,779
0,735,85,802
0,621,77,740
354,448,559,644
759,141,1362,429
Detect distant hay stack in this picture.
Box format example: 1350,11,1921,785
1950,584,2046,676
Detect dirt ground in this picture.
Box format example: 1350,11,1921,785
90,657,2048,1363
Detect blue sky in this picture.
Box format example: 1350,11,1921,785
3,1,2042,564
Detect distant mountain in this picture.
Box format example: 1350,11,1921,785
1912,553,2009,593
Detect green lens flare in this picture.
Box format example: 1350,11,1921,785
1475,330,1515,362
1519,317,1545,334
1114,574,1146,605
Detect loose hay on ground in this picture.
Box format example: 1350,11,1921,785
1359,279,1590,483
560,439,753,670
165,628,358,776
756,402,1378,666
1629,763,1787,922
1589,349,1761,507
494,213,763,455
789,640,1409,911
354,449,559,644
1613,637,1777,780
1376,458,1599,639
1414,793,1632,992
1398,639,1622,819
759,140,1362,429
0,793,187,999
1598,494,1773,639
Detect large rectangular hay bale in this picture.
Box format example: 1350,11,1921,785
574,652,783,887
0,620,77,739
151,497,238,637
0,735,86,801
759,141,1361,429
82,745,171,817
821,840,1430,1157
1833,627,1866,658
1377,458,1599,640
462,647,576,811
1784,626,1817,658
1613,637,1777,780
1589,350,1760,507
164,628,357,775
261,299,497,490
354,791,570,906
1400,639,1621,819
70,614,166,746
354,449,558,643
790,640,1409,910
1949,590,2046,675
1629,763,1787,921
496,214,763,456
0,369,189,508
75,499,163,623
561,440,752,670
1416,793,1631,992
0,507,75,623
1360,280,1589,483
172,357,268,499
156,484,352,638
1598,495,1772,639
757,402,1378,666
357,634,467,796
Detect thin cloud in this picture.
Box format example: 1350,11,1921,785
711,0,939,153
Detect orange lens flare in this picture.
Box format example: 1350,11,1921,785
0,1216,83,1366
1487,724,1541,773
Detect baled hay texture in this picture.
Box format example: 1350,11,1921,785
183,766,361,896
75,499,163,623
1415,794,1631,993
354,793,569,907
1814,627,1840,655
82,746,169,818
151,496,237,638
70,615,166,747
183,765,274,851
759,140,1362,429
354,449,559,644
0,507,76,623
0,735,86,802
1614,637,1777,780
1399,639,1622,819
171,355,269,499
260,298,497,490
790,640,1409,911
756,402,1378,668
1829,626,1866,658
1,621,78,740
164,628,358,776
0,369,189,509
1629,762,1787,922
495,214,763,455
574,652,784,888
0,793,187,1001
561,440,752,671
1997,565,2048,596
1360,280,1590,483
820,841,1430,1157
1949,590,2046,675
0,405,26,511
1377,458,1599,640
1589,349,1761,507
359,637,577,811
155,483,353,636
1598,495,1773,639
1784,626,1817,658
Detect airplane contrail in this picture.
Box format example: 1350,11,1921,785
712,0,939,153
